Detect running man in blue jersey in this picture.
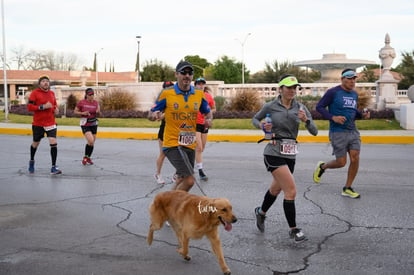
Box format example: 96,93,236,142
313,69,370,198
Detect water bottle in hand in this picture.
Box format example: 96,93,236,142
263,114,273,140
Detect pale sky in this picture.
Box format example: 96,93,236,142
4,0,414,73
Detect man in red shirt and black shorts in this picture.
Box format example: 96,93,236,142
27,75,62,175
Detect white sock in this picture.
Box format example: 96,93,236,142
196,163,203,170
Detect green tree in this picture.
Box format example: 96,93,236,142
141,59,175,82
358,65,379,82
212,56,248,84
395,50,414,89
183,55,211,78
249,60,320,83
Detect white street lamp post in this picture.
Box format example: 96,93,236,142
236,33,251,84
1,0,8,121
95,48,103,87
192,64,206,77
136,35,141,82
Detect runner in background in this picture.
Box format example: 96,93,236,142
74,88,101,165
194,78,216,181
154,81,174,184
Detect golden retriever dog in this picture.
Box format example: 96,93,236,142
147,190,237,275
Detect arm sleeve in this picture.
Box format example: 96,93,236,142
252,103,269,129
316,90,335,120
303,105,318,136
199,97,211,114
27,92,39,112
53,96,58,109
150,91,167,112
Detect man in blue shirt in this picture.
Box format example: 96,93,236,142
313,69,370,198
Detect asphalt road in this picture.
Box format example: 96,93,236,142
0,135,413,275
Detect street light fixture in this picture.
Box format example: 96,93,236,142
192,64,206,78
136,35,141,82
1,0,9,121
95,48,103,87
235,33,251,84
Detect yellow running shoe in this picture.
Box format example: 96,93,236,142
313,161,325,183
342,187,361,199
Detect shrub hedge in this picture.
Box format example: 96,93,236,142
10,104,395,120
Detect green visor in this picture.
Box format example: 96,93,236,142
278,76,300,87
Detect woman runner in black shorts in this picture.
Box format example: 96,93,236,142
74,88,101,165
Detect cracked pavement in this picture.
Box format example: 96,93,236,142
0,135,413,275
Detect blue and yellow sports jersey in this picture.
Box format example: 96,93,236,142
151,83,210,149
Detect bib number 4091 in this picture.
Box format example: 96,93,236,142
279,139,298,155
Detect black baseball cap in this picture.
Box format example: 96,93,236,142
176,61,193,72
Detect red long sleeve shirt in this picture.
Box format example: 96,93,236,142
27,88,58,127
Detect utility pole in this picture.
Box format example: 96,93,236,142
136,35,141,82
235,33,251,84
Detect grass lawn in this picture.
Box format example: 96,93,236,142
2,113,403,131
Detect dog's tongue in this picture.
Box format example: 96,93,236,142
224,222,232,232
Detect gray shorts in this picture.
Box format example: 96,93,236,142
164,146,195,178
329,131,361,158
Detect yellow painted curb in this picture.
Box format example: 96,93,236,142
0,128,32,136
1,128,413,144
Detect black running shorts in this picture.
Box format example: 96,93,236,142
264,155,295,173
32,125,57,142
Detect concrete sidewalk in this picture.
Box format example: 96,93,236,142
1,122,414,143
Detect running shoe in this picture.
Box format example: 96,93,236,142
254,207,266,233
86,157,94,165
154,174,165,184
313,161,325,183
342,187,361,199
199,169,208,181
28,160,35,174
50,166,62,175
289,228,307,242
82,157,88,165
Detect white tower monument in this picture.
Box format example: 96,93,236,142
376,33,399,110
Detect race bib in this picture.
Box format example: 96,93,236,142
44,124,57,131
178,131,196,146
80,118,87,126
279,139,298,155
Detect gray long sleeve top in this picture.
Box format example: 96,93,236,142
252,95,318,158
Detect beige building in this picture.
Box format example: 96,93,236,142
0,69,137,104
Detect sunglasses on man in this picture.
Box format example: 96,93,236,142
179,70,194,76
